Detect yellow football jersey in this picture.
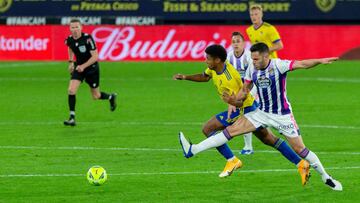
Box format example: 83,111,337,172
204,61,254,108
246,22,281,58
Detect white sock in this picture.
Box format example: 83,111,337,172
304,150,330,181
70,111,75,116
227,156,235,161
192,131,229,155
243,133,253,150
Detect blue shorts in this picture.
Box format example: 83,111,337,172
215,101,259,127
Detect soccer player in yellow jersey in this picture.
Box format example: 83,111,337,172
174,45,310,184
246,4,283,58
203,60,255,109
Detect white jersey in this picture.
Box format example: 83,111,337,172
227,49,252,82
244,58,295,115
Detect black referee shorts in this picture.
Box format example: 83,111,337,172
71,63,100,88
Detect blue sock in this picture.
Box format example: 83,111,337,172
273,138,301,165
209,131,234,160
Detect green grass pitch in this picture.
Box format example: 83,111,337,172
0,61,359,202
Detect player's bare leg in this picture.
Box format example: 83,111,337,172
202,117,224,136
90,87,117,111
286,136,342,191
225,116,257,136
64,79,81,126
202,117,242,178
90,87,101,100
179,116,256,157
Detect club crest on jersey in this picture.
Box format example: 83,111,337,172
256,76,272,88
268,67,275,75
79,45,86,53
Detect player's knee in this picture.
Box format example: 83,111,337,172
68,88,76,95
254,130,274,146
259,135,273,146
294,146,306,154
202,125,211,137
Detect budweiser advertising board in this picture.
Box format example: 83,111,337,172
1,25,360,61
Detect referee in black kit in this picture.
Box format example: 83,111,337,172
64,18,117,126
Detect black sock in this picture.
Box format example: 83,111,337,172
100,92,110,100
68,95,76,111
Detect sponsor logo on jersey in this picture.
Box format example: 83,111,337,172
256,76,272,88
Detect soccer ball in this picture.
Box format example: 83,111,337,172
86,166,108,186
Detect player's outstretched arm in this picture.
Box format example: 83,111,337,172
173,73,210,82
235,81,252,105
292,57,338,70
270,40,284,52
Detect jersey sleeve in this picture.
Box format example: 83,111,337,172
244,64,253,83
245,27,252,40
226,52,231,61
64,36,71,47
244,51,252,70
204,68,212,77
87,35,97,50
275,59,294,74
268,26,281,43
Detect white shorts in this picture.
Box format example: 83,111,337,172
244,108,300,138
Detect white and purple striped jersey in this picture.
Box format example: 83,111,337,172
244,59,295,115
227,49,252,82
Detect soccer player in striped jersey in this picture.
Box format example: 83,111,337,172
175,45,310,183
246,4,283,59
179,42,342,190
227,31,256,155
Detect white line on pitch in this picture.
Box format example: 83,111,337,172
1,166,359,178
0,121,358,130
0,62,61,68
0,145,359,155
0,77,359,83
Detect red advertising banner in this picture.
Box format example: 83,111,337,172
0,26,53,60
1,25,360,61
